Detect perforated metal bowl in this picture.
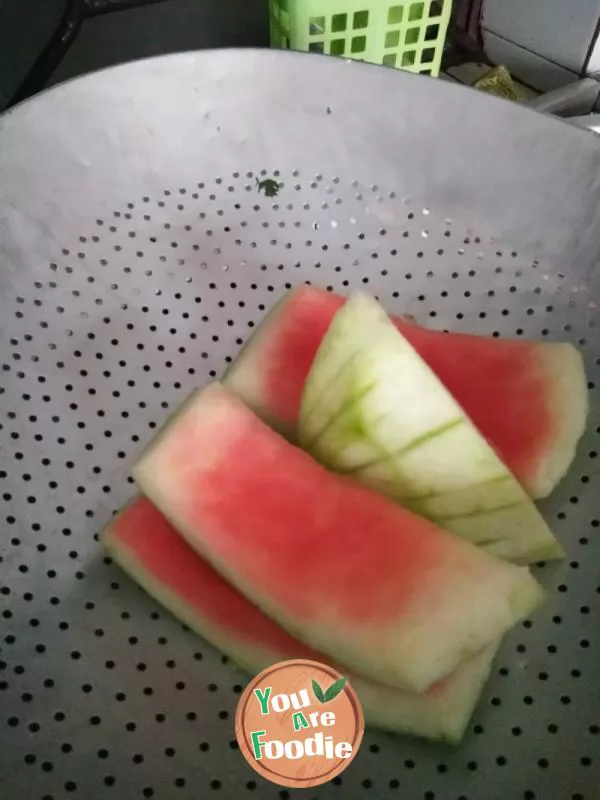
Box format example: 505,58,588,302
0,50,598,800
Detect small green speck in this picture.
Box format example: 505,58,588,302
256,178,283,197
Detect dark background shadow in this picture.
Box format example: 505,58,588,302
0,0,269,109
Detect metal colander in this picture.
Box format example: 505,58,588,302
0,49,598,800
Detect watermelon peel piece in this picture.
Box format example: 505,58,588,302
131,380,544,693
298,292,564,565
102,496,500,744
223,284,587,500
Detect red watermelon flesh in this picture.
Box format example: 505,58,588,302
132,381,544,693
223,285,587,499
103,496,499,743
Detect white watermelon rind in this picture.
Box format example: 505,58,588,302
223,285,588,501
132,381,546,694
522,341,588,499
103,506,500,744
223,291,299,440
299,293,564,565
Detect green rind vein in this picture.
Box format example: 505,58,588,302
399,473,513,503
304,381,377,450
342,417,465,476
434,500,526,523
301,343,371,423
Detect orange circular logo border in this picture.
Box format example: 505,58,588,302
235,659,365,788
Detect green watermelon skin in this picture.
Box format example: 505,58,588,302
224,285,587,499
132,381,544,693
103,496,499,743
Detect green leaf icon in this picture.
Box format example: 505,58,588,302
312,677,348,703
312,679,325,703
323,677,348,702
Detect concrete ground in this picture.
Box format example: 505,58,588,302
0,0,269,109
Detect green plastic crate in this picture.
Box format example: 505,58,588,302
270,0,452,77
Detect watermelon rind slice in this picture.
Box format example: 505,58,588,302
224,285,587,500
298,292,564,565
132,381,545,693
103,497,500,744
